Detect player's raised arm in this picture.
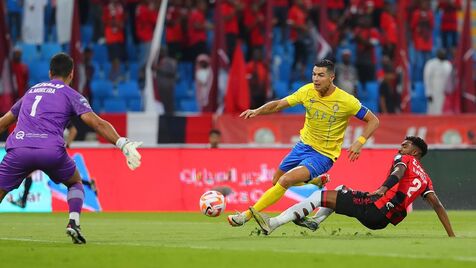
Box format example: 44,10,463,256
368,164,406,197
80,111,142,170
424,192,455,237
0,111,17,134
240,98,290,119
347,109,379,162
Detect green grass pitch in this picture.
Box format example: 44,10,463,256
0,211,475,268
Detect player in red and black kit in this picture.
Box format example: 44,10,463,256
250,136,455,237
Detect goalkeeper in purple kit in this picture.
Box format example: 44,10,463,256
0,53,142,244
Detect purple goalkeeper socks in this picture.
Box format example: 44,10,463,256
67,182,84,215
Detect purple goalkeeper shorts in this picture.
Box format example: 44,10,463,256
0,147,76,192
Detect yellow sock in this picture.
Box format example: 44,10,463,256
244,183,287,220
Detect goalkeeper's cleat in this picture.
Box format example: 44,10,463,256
308,173,331,188
66,220,86,244
293,216,320,232
249,207,274,235
227,212,246,227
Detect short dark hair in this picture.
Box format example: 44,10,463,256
405,136,428,157
209,129,221,136
50,53,74,78
315,59,335,74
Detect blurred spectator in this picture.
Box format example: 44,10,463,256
246,48,267,109
195,54,213,110
379,63,400,113
380,1,397,59
354,15,380,85
136,0,159,69
22,0,47,44
186,0,211,63
78,47,95,101
335,49,358,96
273,0,289,44
7,0,23,43
109,58,126,85
165,0,185,60
103,0,126,62
125,0,140,44
11,47,29,101
209,129,221,148
155,47,177,114
328,0,345,18
424,49,453,115
410,0,434,82
438,0,461,53
221,0,242,61
90,0,106,42
243,1,265,60
288,0,309,80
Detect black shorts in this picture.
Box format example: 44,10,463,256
335,189,390,230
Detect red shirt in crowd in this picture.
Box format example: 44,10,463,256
438,0,461,32
12,62,29,99
103,3,126,44
187,8,207,46
354,26,380,63
411,9,434,51
274,0,289,8
221,2,239,35
287,4,306,42
243,5,265,46
380,11,397,45
135,3,158,43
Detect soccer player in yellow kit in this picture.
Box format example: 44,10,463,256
228,59,380,227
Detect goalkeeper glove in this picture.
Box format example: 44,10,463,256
116,137,143,170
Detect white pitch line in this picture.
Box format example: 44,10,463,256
1,237,475,263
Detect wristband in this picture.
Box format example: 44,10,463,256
382,174,399,189
116,137,128,149
357,136,367,145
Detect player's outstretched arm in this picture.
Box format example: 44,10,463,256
0,111,17,134
347,110,379,162
80,112,142,170
240,99,290,119
425,192,455,237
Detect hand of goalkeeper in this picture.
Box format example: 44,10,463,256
116,137,143,170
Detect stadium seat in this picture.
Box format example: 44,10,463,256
127,62,140,81
90,79,114,99
291,80,306,92
103,98,127,113
92,44,109,64
411,82,427,114
357,81,379,113
117,81,141,99
40,43,62,60
28,60,50,85
273,81,288,99
128,98,143,111
283,104,305,114
20,43,39,63
179,99,198,112
80,25,93,45
175,80,194,99
91,98,103,113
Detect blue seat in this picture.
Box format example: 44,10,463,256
80,25,93,45
175,80,194,99
291,80,306,92
91,79,114,99
40,43,62,60
91,98,103,113
179,99,198,112
128,98,142,111
279,59,292,85
411,82,427,113
357,81,379,113
92,44,109,64
20,43,39,62
128,62,140,80
283,105,305,114
103,98,127,113
28,60,50,85
117,81,141,99
273,81,288,99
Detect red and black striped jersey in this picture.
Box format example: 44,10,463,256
374,154,434,225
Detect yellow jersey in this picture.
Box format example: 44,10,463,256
285,83,365,161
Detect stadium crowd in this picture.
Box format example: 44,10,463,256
5,0,466,115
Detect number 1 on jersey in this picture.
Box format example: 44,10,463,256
30,95,43,117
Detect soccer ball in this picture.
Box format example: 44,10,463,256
199,190,226,217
